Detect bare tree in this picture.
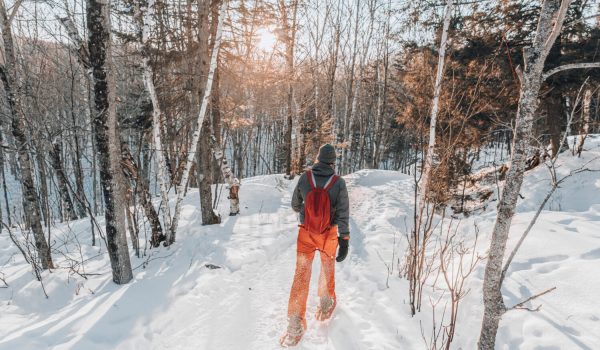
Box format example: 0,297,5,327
405,0,453,316
169,0,227,244
477,1,600,347
0,0,53,269
278,0,299,177
86,0,132,284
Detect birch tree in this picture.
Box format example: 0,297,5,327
478,1,575,347
137,0,172,245
405,0,452,316
575,89,592,156
419,0,452,212
168,0,227,244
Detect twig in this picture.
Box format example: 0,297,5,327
0,272,7,288
508,286,556,312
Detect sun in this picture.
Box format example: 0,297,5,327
256,26,278,52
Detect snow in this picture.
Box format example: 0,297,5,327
1,137,600,349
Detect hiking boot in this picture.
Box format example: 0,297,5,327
315,296,336,321
279,315,307,347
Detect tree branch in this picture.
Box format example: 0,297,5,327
7,0,23,25
543,0,573,54
542,62,600,81
508,287,556,311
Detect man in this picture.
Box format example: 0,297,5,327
280,144,350,347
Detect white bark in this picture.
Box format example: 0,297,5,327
576,89,592,156
168,0,226,243
211,140,240,215
419,0,453,211
139,0,172,238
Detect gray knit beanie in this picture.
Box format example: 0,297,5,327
317,144,337,164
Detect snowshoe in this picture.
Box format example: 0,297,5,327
280,316,307,347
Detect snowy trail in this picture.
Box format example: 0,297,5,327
0,170,422,350
145,170,421,350
2,139,600,349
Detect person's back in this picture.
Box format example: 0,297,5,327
280,144,350,347
291,161,350,239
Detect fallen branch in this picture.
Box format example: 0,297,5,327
508,286,556,312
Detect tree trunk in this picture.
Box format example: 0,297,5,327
341,0,360,175
0,128,10,226
120,143,164,247
195,0,221,226
49,142,78,221
87,0,133,284
138,0,172,241
70,109,88,218
0,0,53,269
278,0,298,178
478,1,571,348
169,0,226,243
576,89,591,156
36,146,51,225
545,34,564,158
419,0,452,210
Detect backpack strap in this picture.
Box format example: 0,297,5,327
308,170,338,190
307,170,316,190
323,175,339,191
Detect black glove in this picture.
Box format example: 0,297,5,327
336,237,349,262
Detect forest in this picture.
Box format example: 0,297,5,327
0,0,599,349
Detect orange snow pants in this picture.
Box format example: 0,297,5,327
287,225,338,320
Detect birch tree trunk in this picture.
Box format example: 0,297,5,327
0,0,53,269
139,0,172,239
419,0,452,211
575,89,591,156
87,0,133,284
478,1,573,348
211,137,240,215
168,0,226,243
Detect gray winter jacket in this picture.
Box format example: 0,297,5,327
291,162,350,237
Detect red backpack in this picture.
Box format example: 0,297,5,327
304,170,339,234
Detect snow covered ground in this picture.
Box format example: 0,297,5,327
1,137,599,349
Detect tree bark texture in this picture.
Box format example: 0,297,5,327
478,1,571,348
0,0,53,269
87,0,133,284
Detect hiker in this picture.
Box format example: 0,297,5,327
280,144,350,347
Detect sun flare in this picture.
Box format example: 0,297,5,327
256,27,278,52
